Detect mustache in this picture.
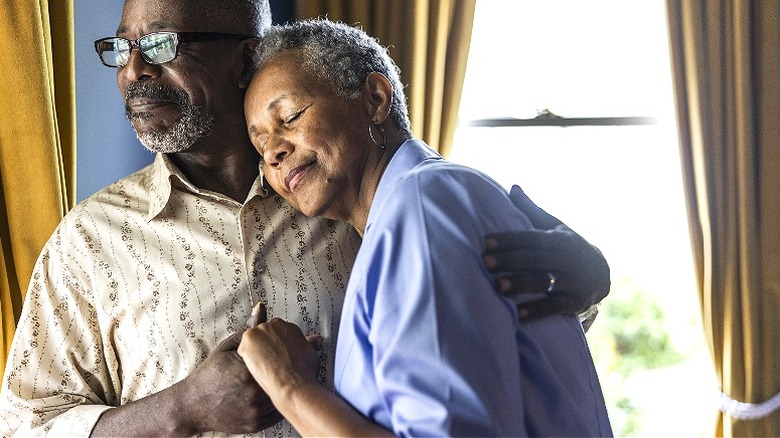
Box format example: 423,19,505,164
124,82,189,110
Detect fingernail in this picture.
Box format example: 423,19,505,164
499,277,511,293
518,307,529,320
484,255,497,269
246,303,266,328
485,238,498,250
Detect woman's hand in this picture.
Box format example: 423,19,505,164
238,304,323,400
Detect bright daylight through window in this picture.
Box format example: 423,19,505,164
448,1,718,436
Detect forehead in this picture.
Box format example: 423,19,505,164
249,52,322,99
119,0,209,34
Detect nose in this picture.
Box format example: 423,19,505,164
119,49,161,83
263,136,294,168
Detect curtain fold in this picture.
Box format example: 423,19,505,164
293,0,475,156
0,1,75,377
667,0,780,435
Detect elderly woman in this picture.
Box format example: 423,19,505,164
238,19,612,437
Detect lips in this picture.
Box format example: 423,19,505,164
124,82,187,118
285,162,315,191
126,98,178,113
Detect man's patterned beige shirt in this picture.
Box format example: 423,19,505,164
0,153,360,437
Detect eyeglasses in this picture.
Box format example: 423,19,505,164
94,31,254,68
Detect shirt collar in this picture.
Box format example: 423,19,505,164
147,153,268,221
368,139,442,229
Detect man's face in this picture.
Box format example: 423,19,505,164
116,0,247,153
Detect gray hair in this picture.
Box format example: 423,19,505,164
254,19,413,138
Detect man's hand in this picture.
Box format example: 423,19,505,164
484,185,610,322
178,330,283,435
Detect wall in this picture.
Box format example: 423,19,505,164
74,0,293,201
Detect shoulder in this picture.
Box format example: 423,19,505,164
366,159,532,256
69,162,156,217
408,160,505,197
78,163,156,210
52,163,156,248
383,160,524,226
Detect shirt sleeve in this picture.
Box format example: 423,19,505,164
361,167,533,437
0,223,118,437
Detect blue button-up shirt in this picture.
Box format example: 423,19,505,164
334,139,612,437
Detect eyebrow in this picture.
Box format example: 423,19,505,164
266,94,289,112
116,21,172,36
247,93,298,136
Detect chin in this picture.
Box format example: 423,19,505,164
293,199,323,219
297,205,319,218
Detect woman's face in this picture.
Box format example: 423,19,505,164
244,52,372,220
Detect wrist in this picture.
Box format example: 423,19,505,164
164,376,204,435
272,377,322,419
579,304,599,332
90,382,201,437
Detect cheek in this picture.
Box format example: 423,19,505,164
116,74,125,96
170,73,221,109
252,141,263,156
260,163,277,187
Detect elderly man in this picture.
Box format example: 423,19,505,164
0,0,609,436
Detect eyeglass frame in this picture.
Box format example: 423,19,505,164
94,31,256,68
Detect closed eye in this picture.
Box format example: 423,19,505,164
284,105,309,125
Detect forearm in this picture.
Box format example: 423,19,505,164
273,381,393,438
91,381,194,437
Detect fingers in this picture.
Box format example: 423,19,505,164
495,271,564,296
517,293,587,321
495,271,596,321
485,228,573,254
508,185,562,230
244,317,310,348
246,302,268,328
485,248,568,273
306,334,324,350
216,329,246,351
245,308,322,352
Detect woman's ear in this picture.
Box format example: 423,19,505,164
238,38,261,89
363,72,393,123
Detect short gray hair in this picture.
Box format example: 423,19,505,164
254,19,413,138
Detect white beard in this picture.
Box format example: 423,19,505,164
125,82,215,153
134,104,214,154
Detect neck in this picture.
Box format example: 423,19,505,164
345,135,409,237
169,141,260,203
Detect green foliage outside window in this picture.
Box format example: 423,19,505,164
587,276,686,436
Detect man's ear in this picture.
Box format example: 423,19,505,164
363,72,393,123
238,38,261,89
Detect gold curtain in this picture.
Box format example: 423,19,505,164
293,0,476,156
667,1,780,435
0,1,76,377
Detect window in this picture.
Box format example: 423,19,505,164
449,1,717,435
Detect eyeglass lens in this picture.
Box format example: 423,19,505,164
98,33,178,67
